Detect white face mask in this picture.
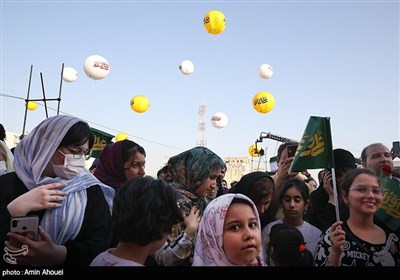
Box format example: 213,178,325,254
51,149,86,179
0,160,7,176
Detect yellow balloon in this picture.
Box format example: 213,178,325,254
252,91,275,114
116,133,128,142
248,144,262,157
130,95,149,113
204,10,226,35
26,101,38,111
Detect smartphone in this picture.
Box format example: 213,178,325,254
286,144,298,158
10,215,39,242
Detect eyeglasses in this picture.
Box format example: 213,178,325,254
349,185,382,196
66,147,92,160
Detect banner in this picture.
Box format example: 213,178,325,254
91,128,114,159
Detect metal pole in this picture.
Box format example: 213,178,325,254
21,65,33,138
57,63,64,115
40,72,49,118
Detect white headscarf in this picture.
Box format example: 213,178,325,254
13,115,115,245
192,193,264,266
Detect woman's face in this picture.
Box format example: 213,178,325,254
195,169,221,198
124,152,146,180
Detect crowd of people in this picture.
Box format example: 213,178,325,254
1,116,400,268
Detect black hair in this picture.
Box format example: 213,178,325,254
112,176,183,246
0,124,5,141
268,223,314,266
279,178,310,205
121,139,146,164
59,122,94,150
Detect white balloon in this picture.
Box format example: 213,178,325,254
62,67,78,83
83,55,110,80
259,64,273,79
179,60,194,75
211,112,228,129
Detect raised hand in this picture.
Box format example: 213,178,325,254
183,205,202,238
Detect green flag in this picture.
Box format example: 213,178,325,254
91,128,114,159
375,171,400,232
289,116,334,172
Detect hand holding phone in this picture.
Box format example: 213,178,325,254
9,215,39,247
286,144,298,158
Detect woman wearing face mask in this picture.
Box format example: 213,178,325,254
0,115,115,267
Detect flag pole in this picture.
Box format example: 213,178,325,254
330,168,340,222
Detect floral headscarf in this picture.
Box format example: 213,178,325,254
168,146,225,214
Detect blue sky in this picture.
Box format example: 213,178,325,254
1,0,399,177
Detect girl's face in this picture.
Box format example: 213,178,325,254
124,152,146,180
195,169,221,198
344,173,382,215
223,203,261,265
281,186,305,221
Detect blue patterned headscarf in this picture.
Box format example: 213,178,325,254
13,115,115,245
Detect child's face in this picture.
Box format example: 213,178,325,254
223,203,261,265
281,186,305,220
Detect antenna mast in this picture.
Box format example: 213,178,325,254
196,104,206,147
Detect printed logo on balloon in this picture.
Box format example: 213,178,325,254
83,55,110,80
211,112,228,129
204,10,226,35
252,91,275,114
